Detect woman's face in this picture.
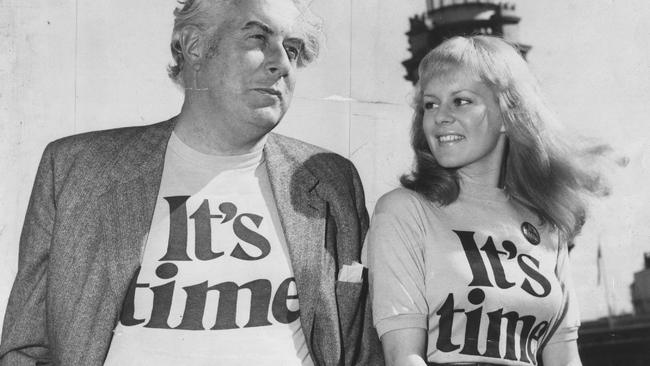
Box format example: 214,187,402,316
422,68,505,176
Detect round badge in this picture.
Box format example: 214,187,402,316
521,222,540,245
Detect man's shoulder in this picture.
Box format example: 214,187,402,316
267,132,355,178
40,120,173,183
267,132,330,157
48,120,172,154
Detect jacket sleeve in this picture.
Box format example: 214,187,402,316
341,161,384,366
0,144,56,365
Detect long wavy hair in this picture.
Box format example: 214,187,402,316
401,35,608,242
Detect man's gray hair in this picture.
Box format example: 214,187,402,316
167,0,324,87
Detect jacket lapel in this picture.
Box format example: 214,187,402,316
100,120,176,298
264,134,327,343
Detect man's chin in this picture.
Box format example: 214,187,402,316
249,108,285,132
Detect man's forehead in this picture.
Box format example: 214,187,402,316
224,0,306,37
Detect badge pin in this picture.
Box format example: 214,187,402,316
521,222,540,245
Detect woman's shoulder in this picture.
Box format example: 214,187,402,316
374,187,438,216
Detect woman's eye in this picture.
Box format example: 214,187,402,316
454,98,471,106
423,102,438,110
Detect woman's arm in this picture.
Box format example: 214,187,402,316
366,190,429,365
381,328,428,366
541,339,582,366
540,234,582,366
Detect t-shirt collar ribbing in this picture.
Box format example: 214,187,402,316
168,131,264,170
458,173,509,202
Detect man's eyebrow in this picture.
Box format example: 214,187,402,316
242,21,274,35
241,20,306,49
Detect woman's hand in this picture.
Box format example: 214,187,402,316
381,328,428,366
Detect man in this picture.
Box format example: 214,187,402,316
0,0,382,364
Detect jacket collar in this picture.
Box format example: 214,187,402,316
264,133,327,341
101,119,176,299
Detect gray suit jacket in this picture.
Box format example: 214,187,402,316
0,120,384,366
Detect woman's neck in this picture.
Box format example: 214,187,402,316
457,134,508,188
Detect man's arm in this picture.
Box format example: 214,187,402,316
0,144,56,365
343,160,384,366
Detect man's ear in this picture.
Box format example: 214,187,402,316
179,25,203,64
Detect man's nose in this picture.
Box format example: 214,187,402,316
265,42,292,77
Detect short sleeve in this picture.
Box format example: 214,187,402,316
365,189,429,338
545,237,580,345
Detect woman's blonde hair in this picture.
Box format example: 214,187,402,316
401,35,608,242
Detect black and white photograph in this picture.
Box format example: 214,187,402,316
0,0,648,365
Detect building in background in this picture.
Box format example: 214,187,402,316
578,252,650,365
403,0,530,84
631,252,650,315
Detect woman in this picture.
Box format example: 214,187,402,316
366,36,604,366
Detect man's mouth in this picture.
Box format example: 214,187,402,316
252,88,283,100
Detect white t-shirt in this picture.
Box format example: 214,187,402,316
104,132,314,366
366,182,579,366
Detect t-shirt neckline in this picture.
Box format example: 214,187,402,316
458,175,509,202
168,131,264,170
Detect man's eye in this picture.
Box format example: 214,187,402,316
285,46,299,61
250,34,266,41
454,98,471,106
423,102,438,110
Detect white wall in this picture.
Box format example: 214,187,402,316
1,0,648,332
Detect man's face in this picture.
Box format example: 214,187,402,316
200,0,306,135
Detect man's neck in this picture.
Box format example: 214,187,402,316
173,102,268,156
